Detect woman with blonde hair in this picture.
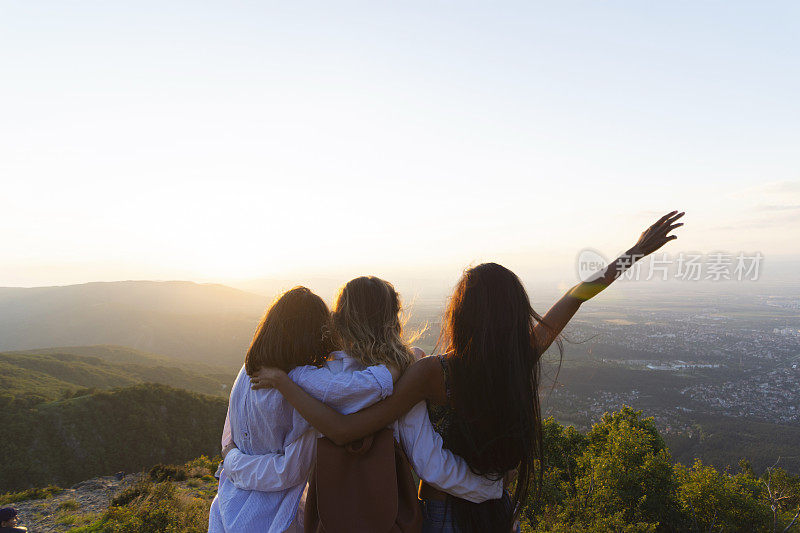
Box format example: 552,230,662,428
329,275,420,369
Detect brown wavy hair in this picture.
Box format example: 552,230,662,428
244,286,336,375
331,276,417,371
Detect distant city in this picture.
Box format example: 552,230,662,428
402,281,800,471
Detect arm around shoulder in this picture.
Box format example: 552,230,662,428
269,356,441,445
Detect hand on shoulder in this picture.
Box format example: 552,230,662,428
249,367,289,390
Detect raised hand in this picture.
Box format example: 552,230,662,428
628,210,684,257
250,367,289,390
541,210,686,353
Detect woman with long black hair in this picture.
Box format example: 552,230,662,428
251,211,684,532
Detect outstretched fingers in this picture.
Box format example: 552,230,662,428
664,212,685,233
665,211,685,225
658,212,685,235
654,210,679,227
668,210,685,221
666,222,684,233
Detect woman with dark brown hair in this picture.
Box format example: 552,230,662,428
210,286,398,533
250,211,685,532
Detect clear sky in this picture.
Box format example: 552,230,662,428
2,1,798,288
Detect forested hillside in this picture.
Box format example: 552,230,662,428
0,345,236,492
1,384,227,492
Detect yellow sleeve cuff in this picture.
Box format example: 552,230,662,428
568,282,608,301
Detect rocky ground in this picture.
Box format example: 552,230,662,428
6,458,221,532
12,474,144,532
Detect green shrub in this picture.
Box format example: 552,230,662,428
149,464,187,482
183,455,219,478
72,481,209,533
111,482,152,507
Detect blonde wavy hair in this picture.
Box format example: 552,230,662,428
331,276,418,371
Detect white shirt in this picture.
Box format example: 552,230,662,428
209,352,502,533
209,354,392,533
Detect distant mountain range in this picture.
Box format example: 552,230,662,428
0,280,269,368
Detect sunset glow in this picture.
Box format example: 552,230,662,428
2,1,798,287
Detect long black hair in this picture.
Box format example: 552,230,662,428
438,263,563,531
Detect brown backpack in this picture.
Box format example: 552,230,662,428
304,428,423,533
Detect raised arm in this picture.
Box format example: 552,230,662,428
532,210,684,355
251,356,443,446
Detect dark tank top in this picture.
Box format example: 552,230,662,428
426,354,456,440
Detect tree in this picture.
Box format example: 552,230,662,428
674,459,771,532
525,407,683,531
761,463,800,533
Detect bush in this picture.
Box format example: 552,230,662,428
72,481,209,533
149,464,187,482
183,455,219,478
111,482,152,507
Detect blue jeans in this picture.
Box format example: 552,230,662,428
420,498,458,533
419,499,521,533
